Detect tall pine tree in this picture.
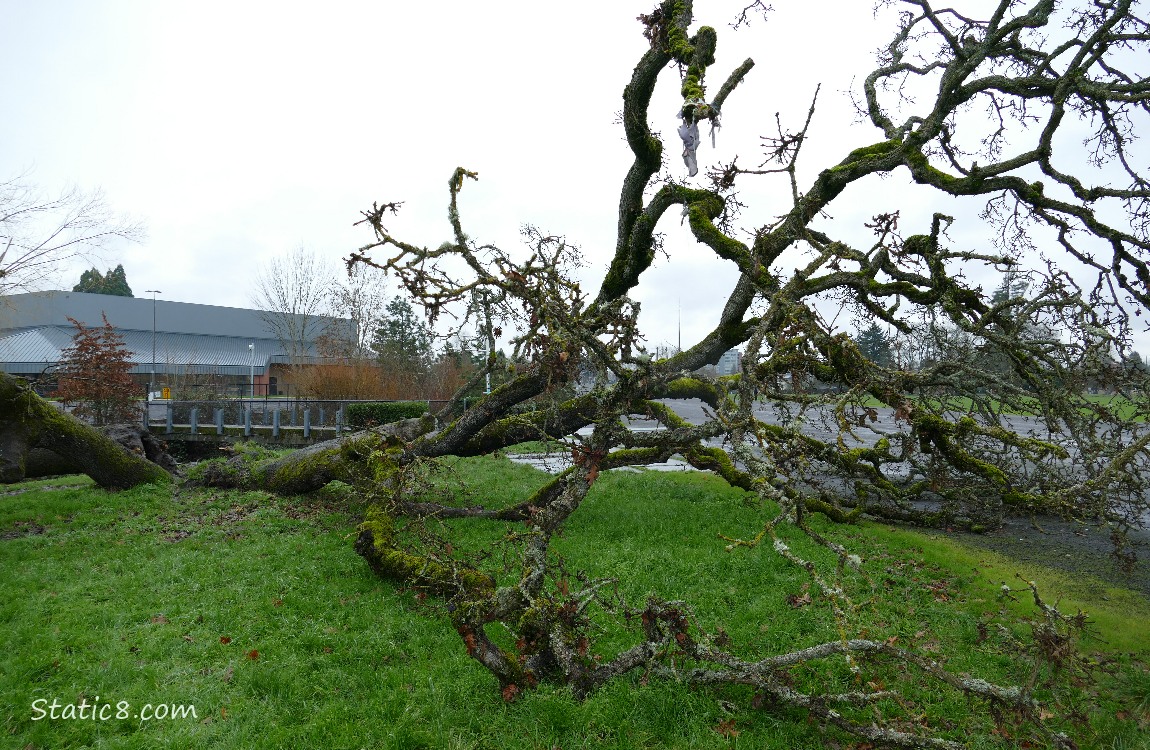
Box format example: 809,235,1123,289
103,264,133,296
73,268,106,293
854,323,893,367
372,297,433,368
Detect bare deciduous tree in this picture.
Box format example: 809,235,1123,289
190,0,1150,744
0,173,144,295
326,263,389,356
249,246,335,360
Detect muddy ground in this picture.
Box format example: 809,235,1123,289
942,512,1150,598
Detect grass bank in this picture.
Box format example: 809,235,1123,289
857,392,1148,421
1,458,1147,749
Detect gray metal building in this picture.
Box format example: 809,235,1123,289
0,291,350,394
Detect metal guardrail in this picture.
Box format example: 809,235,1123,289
147,403,341,442
141,398,454,443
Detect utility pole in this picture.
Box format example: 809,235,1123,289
144,289,161,401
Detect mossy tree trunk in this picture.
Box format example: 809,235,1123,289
0,373,171,489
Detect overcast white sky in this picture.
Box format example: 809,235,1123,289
2,1,1143,353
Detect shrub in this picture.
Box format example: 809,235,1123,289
346,401,428,429
53,314,139,425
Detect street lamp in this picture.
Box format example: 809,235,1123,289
248,343,255,399
144,289,161,401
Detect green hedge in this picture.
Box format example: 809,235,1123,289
346,401,428,429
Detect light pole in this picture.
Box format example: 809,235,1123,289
144,289,161,401
248,343,255,399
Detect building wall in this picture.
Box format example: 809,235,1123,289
0,291,354,389
717,348,742,376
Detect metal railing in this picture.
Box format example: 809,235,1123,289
142,398,455,441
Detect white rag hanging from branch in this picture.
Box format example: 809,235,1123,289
677,99,720,178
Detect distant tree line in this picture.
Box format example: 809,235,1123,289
849,271,1148,392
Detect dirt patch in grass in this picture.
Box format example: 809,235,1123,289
154,485,362,542
0,521,46,540
946,513,1150,598
0,481,89,497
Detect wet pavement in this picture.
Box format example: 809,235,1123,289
508,453,695,473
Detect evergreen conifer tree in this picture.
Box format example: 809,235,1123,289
103,264,133,296
854,323,892,367
73,268,106,293
72,264,134,296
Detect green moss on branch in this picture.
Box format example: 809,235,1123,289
355,505,496,598
0,372,170,489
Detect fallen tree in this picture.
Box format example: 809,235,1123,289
0,373,172,488
47,0,1150,744
234,1,1149,745
297,0,1150,542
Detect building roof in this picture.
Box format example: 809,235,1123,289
0,291,353,376
0,290,322,338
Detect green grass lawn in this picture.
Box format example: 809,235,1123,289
1,459,1148,749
